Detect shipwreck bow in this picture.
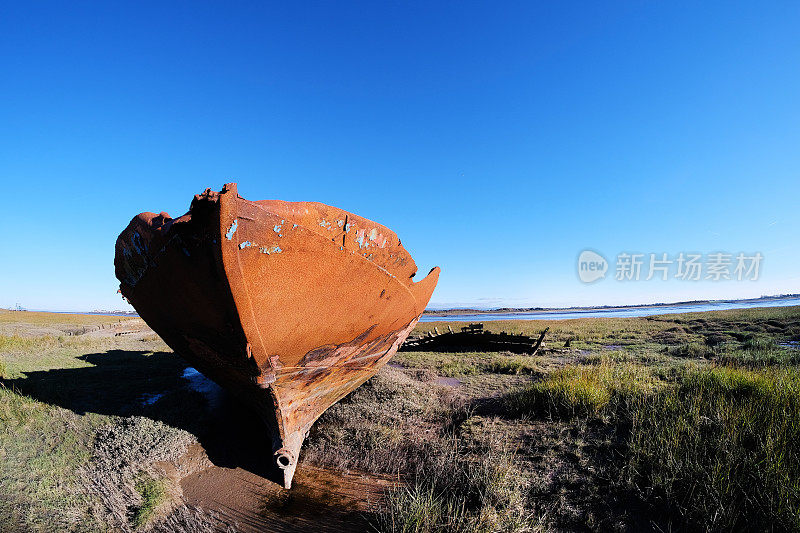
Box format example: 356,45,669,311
114,183,439,488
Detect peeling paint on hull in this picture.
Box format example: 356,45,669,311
114,183,440,489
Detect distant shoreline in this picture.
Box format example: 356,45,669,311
2,309,140,318
6,294,799,319
424,294,800,316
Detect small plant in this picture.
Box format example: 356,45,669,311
132,474,168,528
740,334,779,354
666,342,712,358
481,355,539,375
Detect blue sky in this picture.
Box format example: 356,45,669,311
1,1,798,311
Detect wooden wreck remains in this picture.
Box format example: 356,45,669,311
401,323,548,354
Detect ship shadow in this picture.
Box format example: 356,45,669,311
2,349,283,486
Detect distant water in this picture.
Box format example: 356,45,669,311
22,309,139,318
28,297,800,323
421,297,800,322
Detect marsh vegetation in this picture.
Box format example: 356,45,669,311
1,306,799,531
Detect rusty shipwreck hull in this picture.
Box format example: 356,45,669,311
114,183,439,488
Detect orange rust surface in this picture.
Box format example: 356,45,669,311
114,183,439,488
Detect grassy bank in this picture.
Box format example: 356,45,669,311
0,312,218,531
1,306,799,531
629,366,800,531
309,306,800,531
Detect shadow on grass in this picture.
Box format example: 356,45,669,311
2,349,282,485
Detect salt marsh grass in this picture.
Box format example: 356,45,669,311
2,306,800,531
628,366,800,531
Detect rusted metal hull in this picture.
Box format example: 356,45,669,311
114,183,439,488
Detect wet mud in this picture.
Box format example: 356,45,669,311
177,369,395,532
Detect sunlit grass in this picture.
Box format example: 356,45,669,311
2,306,799,531
132,473,169,528
374,434,530,533
628,366,800,531
0,385,97,530
498,359,800,531
503,358,659,419
395,351,541,377
0,309,131,327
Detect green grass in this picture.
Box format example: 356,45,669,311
659,331,800,368
627,366,800,531
0,381,196,531
395,351,541,377
132,474,169,528
665,342,713,358
502,359,658,419
0,322,199,531
480,354,541,375
0,309,131,327
0,384,98,531
0,333,98,355
499,358,800,531
719,334,800,367
374,435,529,533
2,306,800,531
394,351,482,376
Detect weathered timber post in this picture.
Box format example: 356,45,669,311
530,327,549,356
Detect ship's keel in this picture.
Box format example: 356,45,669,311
274,431,305,489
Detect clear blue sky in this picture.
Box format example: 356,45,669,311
1,2,798,311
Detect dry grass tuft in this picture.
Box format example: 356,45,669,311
83,416,195,530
